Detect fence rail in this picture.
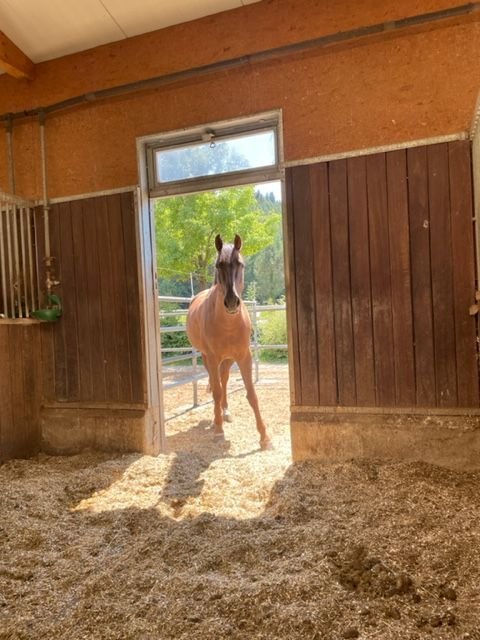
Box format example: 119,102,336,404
159,295,287,408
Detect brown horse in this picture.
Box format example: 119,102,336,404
186,234,271,449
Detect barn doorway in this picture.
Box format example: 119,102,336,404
137,111,291,455
154,180,288,423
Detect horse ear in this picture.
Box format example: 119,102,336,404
234,234,242,251
215,234,223,252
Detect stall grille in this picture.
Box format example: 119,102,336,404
0,192,40,320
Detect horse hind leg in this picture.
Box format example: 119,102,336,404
201,353,213,394
220,359,234,422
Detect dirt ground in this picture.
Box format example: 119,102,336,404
2,366,480,639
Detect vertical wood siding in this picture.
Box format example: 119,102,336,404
0,325,42,461
43,191,145,405
286,140,479,409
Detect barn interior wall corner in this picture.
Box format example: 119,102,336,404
471,90,480,289
470,90,480,141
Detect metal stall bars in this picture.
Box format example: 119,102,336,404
0,192,40,319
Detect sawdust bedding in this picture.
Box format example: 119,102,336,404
1,375,480,640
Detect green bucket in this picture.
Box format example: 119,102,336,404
31,294,62,322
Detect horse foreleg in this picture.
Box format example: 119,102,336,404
237,352,271,450
207,357,224,439
220,359,234,422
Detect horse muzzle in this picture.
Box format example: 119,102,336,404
224,295,241,314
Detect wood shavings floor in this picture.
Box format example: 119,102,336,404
2,372,480,639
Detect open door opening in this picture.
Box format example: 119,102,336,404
138,111,292,464
154,180,288,425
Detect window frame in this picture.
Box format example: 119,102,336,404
145,113,281,198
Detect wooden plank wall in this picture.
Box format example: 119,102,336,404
0,324,42,461
42,191,145,405
286,140,479,409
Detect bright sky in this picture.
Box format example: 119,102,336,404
157,126,283,200
255,180,282,201
232,130,276,166
237,130,281,201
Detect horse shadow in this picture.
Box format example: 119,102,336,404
160,419,259,512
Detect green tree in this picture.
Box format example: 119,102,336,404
244,191,285,303
258,303,288,362
155,187,280,291
156,275,192,298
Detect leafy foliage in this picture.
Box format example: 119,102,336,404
244,192,284,303
155,187,280,291
258,303,288,362
158,305,190,360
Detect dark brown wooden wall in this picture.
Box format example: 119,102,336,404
42,191,145,405
286,140,479,409
0,324,42,461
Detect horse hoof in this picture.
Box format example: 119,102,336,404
260,438,273,451
223,409,233,423
213,431,225,442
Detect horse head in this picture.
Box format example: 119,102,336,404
214,234,245,314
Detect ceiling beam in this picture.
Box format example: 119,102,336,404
0,31,34,79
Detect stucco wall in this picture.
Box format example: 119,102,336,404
0,0,479,198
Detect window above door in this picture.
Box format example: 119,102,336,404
145,112,281,197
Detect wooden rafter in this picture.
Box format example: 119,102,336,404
0,31,34,79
